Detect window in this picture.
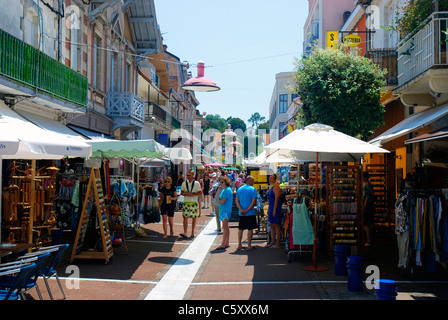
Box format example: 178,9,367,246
111,52,120,92
125,62,131,92
94,35,102,89
279,94,288,113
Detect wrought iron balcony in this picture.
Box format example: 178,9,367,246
107,92,145,132
397,12,448,87
365,49,398,87
0,28,88,108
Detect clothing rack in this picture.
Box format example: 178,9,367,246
397,188,448,279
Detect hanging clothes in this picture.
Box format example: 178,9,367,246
395,193,410,269
292,198,314,245
405,190,448,271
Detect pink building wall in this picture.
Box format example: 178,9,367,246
305,0,356,49
322,0,355,45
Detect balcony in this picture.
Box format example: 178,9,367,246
107,92,145,136
0,29,88,109
146,102,166,123
395,12,448,106
365,49,398,87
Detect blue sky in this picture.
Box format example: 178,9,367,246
154,1,309,127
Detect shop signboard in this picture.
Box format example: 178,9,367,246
343,34,361,47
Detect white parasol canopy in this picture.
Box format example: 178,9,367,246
265,123,389,161
253,150,297,165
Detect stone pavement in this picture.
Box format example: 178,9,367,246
21,207,448,302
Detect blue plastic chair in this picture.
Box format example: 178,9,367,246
0,263,36,300
39,244,69,300
18,252,51,299
0,256,40,299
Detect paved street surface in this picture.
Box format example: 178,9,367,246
22,207,448,304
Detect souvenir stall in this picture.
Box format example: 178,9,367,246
264,123,389,270
68,140,192,263
0,101,92,252
68,140,167,262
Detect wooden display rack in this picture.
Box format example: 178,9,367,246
108,194,128,255
327,164,362,258
2,160,58,249
70,167,113,263
366,164,393,236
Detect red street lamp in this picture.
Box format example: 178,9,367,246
181,61,220,92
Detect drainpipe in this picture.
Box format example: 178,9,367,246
58,0,63,62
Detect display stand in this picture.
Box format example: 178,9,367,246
327,164,361,258
3,160,58,249
108,193,128,255
70,167,113,263
366,164,393,237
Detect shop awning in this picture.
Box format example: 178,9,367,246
0,101,92,159
15,110,86,141
86,139,167,159
369,104,448,146
405,126,448,144
67,125,114,141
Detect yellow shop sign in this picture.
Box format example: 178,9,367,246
343,34,361,47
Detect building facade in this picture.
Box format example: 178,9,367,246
303,0,356,56
268,72,298,142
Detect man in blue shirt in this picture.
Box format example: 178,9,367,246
235,176,258,250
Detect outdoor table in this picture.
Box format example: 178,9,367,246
0,243,33,259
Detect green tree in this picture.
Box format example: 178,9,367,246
248,112,266,128
291,46,386,140
205,114,227,132
227,117,247,132
256,121,269,135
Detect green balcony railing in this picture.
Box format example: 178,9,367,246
0,29,88,108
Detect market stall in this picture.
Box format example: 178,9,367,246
265,123,389,270
68,140,191,262
0,101,92,250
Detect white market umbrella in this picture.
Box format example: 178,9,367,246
166,147,193,164
254,150,297,165
265,123,389,271
265,123,389,162
140,157,169,168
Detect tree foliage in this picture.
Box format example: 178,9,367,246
205,114,227,132
248,112,266,128
291,46,387,140
227,117,247,132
